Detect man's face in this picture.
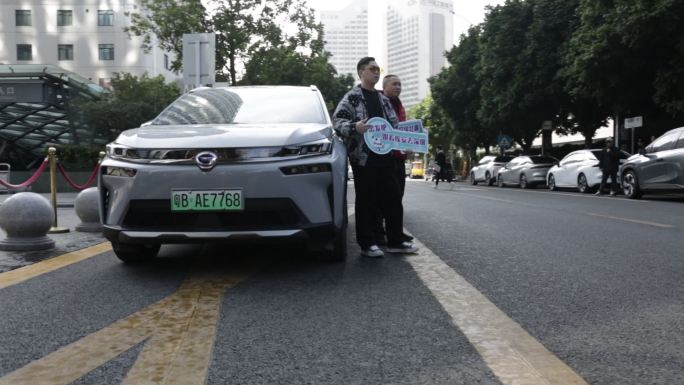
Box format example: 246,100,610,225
606,140,613,147
359,61,380,86
384,77,402,98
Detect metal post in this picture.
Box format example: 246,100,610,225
195,41,201,88
48,147,69,234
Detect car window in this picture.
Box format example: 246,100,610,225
648,131,681,153
478,156,494,165
676,133,684,149
560,153,582,165
531,156,557,164
152,87,327,125
494,156,513,162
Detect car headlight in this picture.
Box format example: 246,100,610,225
279,139,333,157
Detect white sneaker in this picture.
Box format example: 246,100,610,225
361,245,384,258
385,242,418,254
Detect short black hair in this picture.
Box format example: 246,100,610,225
357,57,376,73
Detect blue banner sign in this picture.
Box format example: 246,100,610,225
363,118,429,155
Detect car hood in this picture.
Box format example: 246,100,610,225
114,123,332,148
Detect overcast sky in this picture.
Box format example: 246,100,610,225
306,0,505,38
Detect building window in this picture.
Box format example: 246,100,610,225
16,10,32,26
58,44,74,60
99,44,114,60
57,10,73,26
17,44,32,61
98,10,114,26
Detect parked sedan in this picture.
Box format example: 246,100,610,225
470,155,514,186
547,149,630,193
497,155,558,188
99,86,348,262
620,127,684,199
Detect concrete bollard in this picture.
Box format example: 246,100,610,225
0,192,55,251
74,187,102,232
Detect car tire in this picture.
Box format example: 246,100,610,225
470,173,477,185
622,170,642,199
577,173,590,193
520,174,529,189
497,175,505,188
112,241,160,263
486,172,494,186
548,174,557,191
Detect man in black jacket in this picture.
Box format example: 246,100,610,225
596,138,621,196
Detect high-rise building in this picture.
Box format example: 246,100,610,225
0,0,178,88
386,0,453,108
320,0,369,77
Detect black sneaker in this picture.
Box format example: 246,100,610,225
402,233,414,242
385,242,418,254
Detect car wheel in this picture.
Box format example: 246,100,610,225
485,172,493,186
622,170,642,199
112,241,160,263
520,174,529,189
470,173,477,185
497,175,505,188
577,173,590,193
548,174,557,191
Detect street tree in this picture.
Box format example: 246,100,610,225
75,73,180,141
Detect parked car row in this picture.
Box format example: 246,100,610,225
469,127,684,199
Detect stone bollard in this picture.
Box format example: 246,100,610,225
74,187,102,232
0,192,55,251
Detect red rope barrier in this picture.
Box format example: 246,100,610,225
57,162,101,190
0,159,49,189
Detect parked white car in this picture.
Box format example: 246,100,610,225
497,155,558,188
469,155,514,186
547,149,630,193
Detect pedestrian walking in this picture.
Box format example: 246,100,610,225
595,138,620,196
433,146,451,189
333,57,418,258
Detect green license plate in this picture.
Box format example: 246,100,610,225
171,189,243,211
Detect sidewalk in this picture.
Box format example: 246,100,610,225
0,191,107,273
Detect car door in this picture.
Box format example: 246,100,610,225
508,157,527,184
475,157,493,181
639,131,683,188
557,152,582,187
499,158,516,184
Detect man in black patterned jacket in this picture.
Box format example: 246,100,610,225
333,57,418,258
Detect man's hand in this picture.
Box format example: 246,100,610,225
355,119,369,134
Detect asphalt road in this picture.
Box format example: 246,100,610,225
0,180,682,384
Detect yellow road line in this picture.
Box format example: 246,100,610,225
403,237,589,385
0,242,112,290
0,273,246,385
587,212,674,228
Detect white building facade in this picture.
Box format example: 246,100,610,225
386,0,453,108
0,0,178,88
320,0,369,77
319,0,453,109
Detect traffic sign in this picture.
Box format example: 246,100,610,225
497,135,513,149
624,116,643,129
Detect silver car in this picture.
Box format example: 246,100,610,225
99,86,348,262
497,155,558,189
621,127,684,199
547,149,630,193
470,155,514,186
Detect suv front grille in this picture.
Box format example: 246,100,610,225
122,199,307,231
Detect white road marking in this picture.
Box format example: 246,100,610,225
587,212,674,228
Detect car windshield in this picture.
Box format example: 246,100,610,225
494,156,513,162
531,156,556,164
152,87,327,125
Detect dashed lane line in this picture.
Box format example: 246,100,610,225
0,273,246,385
0,242,112,290
587,212,675,228
402,236,589,385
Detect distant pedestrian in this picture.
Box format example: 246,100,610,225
637,138,647,155
595,138,620,196
433,146,451,189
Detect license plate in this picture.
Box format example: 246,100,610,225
171,189,243,211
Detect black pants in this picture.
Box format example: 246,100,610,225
600,169,618,193
352,163,404,249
